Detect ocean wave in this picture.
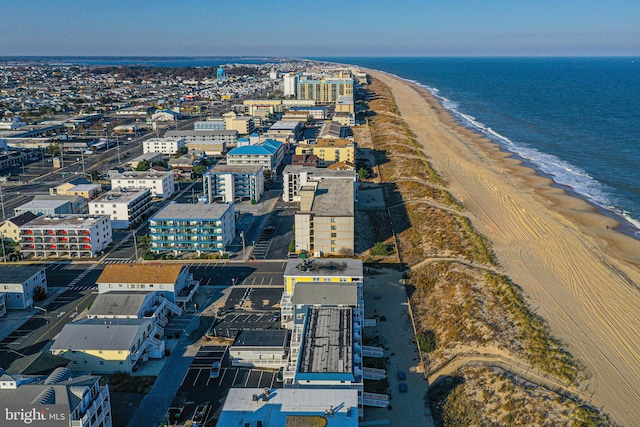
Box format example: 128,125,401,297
396,78,640,234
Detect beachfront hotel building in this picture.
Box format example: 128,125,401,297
295,137,356,167
0,368,112,427
277,258,386,417
0,266,47,310
294,178,355,256
283,165,358,203
283,72,299,97
142,137,186,155
88,187,153,229
19,214,112,258
297,77,354,104
110,171,175,200
202,164,264,203
149,202,235,255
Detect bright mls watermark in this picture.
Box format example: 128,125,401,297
2,405,68,426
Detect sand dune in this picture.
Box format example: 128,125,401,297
370,70,640,425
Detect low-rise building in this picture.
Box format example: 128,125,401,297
295,137,356,167
20,215,112,258
294,179,355,256
142,137,186,155
34,195,88,214
229,330,289,369
149,202,235,255
0,211,38,243
110,171,175,200
129,152,163,169
0,368,112,427
50,318,163,373
264,120,304,144
194,119,225,130
88,187,153,229
0,266,47,310
283,165,357,202
202,164,264,203
226,139,284,173
223,112,255,135
96,264,198,305
55,183,103,200
165,129,238,147
14,199,74,217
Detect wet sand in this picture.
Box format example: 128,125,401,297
368,69,640,425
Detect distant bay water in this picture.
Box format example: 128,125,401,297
320,57,640,237
0,56,276,67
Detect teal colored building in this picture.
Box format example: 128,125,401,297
149,202,235,255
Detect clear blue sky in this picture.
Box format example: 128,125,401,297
1,0,638,57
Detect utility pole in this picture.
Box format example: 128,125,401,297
34,306,52,341
1,234,6,263
0,184,5,221
133,231,139,261
240,231,246,261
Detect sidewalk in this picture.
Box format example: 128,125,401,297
0,287,66,341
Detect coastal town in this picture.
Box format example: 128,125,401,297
0,58,617,427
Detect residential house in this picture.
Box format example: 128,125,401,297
0,266,47,310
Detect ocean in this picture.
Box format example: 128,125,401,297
321,57,640,237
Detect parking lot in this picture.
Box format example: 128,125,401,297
171,345,278,426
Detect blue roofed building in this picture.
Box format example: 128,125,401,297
226,139,284,173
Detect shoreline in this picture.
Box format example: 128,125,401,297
374,68,640,244
366,68,640,425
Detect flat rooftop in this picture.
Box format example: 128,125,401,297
307,179,355,216
90,187,150,204
269,120,302,131
232,329,288,349
151,201,232,220
88,291,153,317
283,165,356,179
298,307,353,375
292,282,358,306
20,214,108,229
218,388,359,427
284,258,363,279
15,199,69,210
209,164,263,174
0,266,45,284
113,171,172,180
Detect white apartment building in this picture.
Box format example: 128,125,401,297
282,165,357,202
283,72,299,97
110,171,175,200
20,215,112,259
88,187,153,229
0,266,47,310
0,368,112,427
142,137,186,155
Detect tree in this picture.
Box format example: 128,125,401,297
135,159,151,171
90,170,101,182
177,146,189,156
47,144,61,156
193,164,207,177
34,286,47,302
358,167,371,180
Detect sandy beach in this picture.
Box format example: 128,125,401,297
368,70,640,425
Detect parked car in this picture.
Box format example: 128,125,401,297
192,403,209,426
397,370,406,380
399,382,408,393
210,361,221,379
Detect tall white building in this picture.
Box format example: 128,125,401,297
283,73,299,97
110,171,175,200
88,187,153,229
